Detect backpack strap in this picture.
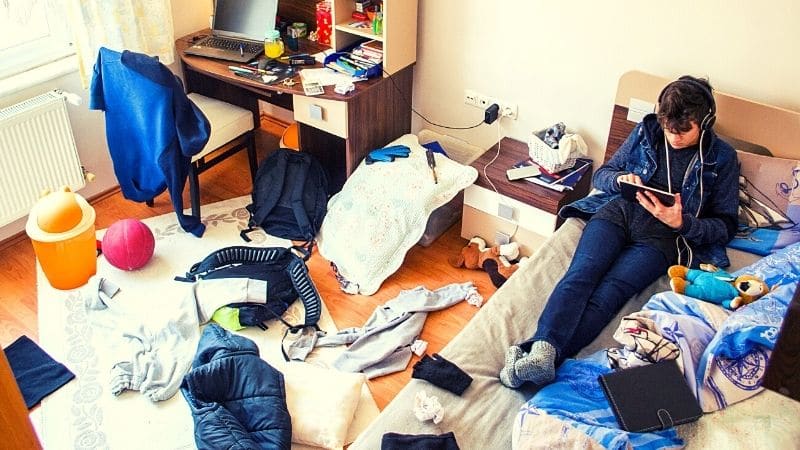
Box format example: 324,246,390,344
174,246,286,282
286,153,315,243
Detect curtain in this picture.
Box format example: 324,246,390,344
66,0,176,87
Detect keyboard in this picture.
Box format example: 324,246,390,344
203,37,262,54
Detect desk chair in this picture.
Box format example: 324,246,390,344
185,93,257,218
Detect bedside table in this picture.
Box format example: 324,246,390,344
461,137,593,256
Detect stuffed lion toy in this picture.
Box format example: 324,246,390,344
667,263,771,310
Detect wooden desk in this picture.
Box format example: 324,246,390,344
176,31,414,192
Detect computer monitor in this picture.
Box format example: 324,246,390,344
212,0,278,41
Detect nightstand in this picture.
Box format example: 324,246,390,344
461,137,593,256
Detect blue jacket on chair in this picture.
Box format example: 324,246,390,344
89,47,209,237
180,324,292,449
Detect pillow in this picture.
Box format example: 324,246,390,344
317,134,478,295
281,362,366,449
728,150,800,255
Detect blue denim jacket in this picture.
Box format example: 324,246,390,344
561,114,739,267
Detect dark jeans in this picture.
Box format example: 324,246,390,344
520,218,670,363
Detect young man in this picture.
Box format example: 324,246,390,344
500,75,740,388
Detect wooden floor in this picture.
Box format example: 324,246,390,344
0,119,497,411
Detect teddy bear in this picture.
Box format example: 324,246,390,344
448,237,524,287
667,263,771,310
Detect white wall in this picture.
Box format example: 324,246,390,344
411,0,800,163
0,0,212,241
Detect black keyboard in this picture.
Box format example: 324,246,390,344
203,37,262,54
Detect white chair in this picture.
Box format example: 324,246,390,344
186,93,257,218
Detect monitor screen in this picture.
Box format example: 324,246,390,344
213,0,278,40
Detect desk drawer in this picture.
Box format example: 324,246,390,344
463,184,558,234
293,95,348,139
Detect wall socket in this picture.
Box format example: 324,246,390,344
497,203,515,220
495,231,511,246
464,89,518,120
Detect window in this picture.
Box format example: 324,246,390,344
0,0,74,79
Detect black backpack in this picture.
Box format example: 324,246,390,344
241,149,330,245
175,245,322,333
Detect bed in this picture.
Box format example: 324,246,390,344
350,70,800,449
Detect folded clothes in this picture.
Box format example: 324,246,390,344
3,335,74,408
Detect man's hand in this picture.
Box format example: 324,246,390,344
616,173,642,187
637,191,683,229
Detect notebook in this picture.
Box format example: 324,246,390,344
599,359,703,433
184,0,277,63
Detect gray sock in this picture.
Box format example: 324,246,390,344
514,341,556,385
499,345,525,388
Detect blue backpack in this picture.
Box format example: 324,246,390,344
241,149,330,245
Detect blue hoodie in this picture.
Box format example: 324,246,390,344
90,47,209,237
561,114,739,268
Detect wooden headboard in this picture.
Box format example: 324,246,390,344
604,70,800,162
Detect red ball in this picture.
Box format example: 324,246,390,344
101,219,155,270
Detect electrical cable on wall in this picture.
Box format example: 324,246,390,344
481,117,519,240
381,68,484,130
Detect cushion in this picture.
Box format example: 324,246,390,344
281,362,366,449
728,150,800,255
317,134,478,295
187,93,254,160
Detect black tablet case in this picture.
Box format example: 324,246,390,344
599,359,702,432
619,181,676,206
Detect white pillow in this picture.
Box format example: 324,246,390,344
281,362,365,449
317,134,478,295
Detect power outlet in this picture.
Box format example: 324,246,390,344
495,231,511,246
463,89,518,120
498,203,515,220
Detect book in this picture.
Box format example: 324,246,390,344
512,157,591,192
599,359,703,433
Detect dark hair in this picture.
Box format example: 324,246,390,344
657,75,714,133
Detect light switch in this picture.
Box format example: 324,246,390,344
309,104,323,121
627,98,655,123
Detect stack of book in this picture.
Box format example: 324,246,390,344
511,157,592,192
325,40,383,78
351,40,383,65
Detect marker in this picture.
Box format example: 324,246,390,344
239,44,244,57
228,65,253,74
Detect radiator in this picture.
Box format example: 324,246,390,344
0,90,85,227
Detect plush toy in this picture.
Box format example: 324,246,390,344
448,237,523,287
667,264,771,310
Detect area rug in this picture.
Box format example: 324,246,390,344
32,195,379,449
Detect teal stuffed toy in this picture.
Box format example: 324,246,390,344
667,264,771,310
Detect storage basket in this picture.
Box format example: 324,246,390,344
527,129,577,173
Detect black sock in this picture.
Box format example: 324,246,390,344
412,353,473,396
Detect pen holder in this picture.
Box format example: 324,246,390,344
324,52,382,79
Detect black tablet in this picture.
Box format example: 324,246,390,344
619,180,676,206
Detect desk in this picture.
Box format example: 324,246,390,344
176,30,414,192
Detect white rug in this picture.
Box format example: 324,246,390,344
32,196,379,450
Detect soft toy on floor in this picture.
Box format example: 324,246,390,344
667,264,771,310
448,237,523,287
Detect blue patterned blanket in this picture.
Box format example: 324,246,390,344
514,242,800,449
